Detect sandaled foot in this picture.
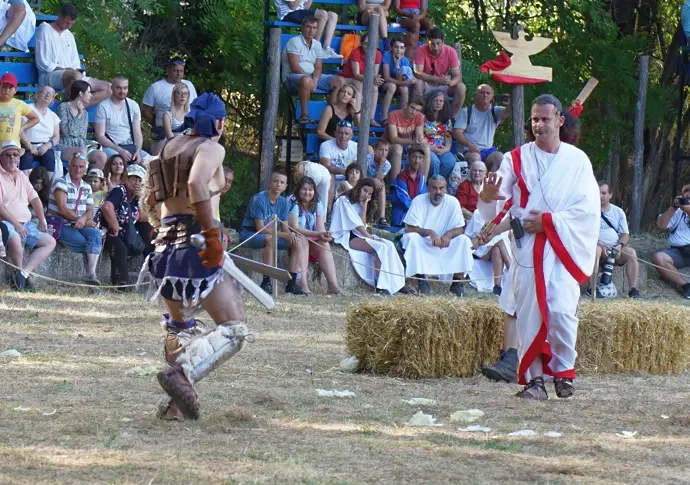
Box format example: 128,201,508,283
327,285,343,295
370,120,381,127
554,378,575,398
516,377,548,400
156,398,185,421
297,116,309,124
157,364,200,420
377,217,391,227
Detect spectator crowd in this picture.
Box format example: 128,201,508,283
0,1,688,301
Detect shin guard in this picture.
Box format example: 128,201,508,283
176,322,249,384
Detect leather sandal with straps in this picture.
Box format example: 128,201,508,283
516,376,548,401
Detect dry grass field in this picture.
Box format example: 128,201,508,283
1,287,690,485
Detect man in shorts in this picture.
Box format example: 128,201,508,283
0,141,56,290
281,16,345,123
651,184,690,299
34,3,111,106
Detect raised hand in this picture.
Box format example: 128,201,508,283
481,172,506,201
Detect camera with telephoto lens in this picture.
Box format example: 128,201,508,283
678,196,690,207
599,247,619,285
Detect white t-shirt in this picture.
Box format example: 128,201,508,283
454,104,506,150
142,79,198,128
95,98,141,145
599,204,628,246
34,22,81,81
665,208,690,247
319,139,357,182
24,106,60,143
281,35,324,81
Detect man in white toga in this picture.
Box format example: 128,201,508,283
477,94,599,400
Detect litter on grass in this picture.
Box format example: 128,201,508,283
544,431,562,437
508,430,537,437
616,431,638,438
449,409,485,422
0,349,21,358
405,398,437,406
406,410,442,427
339,355,359,372
315,389,356,398
458,425,492,433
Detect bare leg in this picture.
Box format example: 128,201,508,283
381,82,396,123
375,7,388,38
298,75,312,121
299,236,310,292
287,238,302,273
316,10,338,49
497,239,510,269
504,315,517,349
449,82,467,118
618,247,639,289
314,241,341,293
88,149,107,170
328,174,336,214
486,151,504,172
370,83,380,122
23,234,56,273
420,144,431,179
490,245,503,286
313,9,327,43
389,144,403,181
350,79,364,112
6,236,23,269
399,83,410,108
376,180,387,219
84,79,112,107
349,237,381,275
262,235,274,266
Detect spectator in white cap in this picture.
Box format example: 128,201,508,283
0,140,56,290
100,163,151,289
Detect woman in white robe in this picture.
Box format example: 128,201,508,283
330,178,405,294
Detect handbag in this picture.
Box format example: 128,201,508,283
48,186,83,239
124,218,145,255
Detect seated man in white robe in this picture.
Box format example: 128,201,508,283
330,177,405,295
401,175,474,296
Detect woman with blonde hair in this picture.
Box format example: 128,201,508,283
317,83,359,141
151,82,191,154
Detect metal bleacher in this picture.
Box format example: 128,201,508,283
264,0,416,171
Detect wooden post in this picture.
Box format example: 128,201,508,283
511,25,525,148
357,14,380,174
271,215,278,301
260,27,281,190
630,55,649,234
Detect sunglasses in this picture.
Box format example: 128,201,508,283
337,120,353,128
72,153,87,160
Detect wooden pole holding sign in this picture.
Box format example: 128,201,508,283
259,27,281,190
630,56,649,234
510,25,525,148
357,14,380,175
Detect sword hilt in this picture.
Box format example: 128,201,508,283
190,234,207,250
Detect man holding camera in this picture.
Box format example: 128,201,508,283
651,184,690,299
590,182,640,298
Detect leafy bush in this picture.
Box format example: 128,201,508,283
220,154,259,229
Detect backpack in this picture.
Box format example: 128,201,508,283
466,104,497,127
340,33,360,65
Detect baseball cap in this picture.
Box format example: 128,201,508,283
87,167,104,179
127,163,146,180
0,72,18,88
0,140,25,156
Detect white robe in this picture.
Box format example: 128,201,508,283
0,0,35,52
330,196,405,294
478,142,599,384
401,194,474,277
464,211,510,292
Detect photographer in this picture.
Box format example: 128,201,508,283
589,182,640,298
651,184,690,299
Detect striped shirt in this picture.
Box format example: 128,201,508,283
49,174,94,218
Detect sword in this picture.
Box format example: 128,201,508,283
190,234,290,310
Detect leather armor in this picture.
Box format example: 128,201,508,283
148,137,207,203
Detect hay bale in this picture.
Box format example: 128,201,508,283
346,298,690,378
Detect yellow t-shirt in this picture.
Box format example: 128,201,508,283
0,99,33,146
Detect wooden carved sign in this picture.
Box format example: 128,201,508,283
482,30,553,84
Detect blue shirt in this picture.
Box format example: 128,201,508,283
240,191,291,233
381,51,412,79
366,153,391,178
288,196,325,231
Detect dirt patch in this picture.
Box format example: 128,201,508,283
0,289,689,484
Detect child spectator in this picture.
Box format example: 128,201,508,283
423,89,456,178
393,0,432,60
380,38,417,125
336,163,361,196
288,176,342,295
390,146,426,226
338,32,384,127
0,72,38,146
357,0,390,49
317,83,358,141
366,139,391,226
103,154,125,191
86,167,106,218
29,166,50,214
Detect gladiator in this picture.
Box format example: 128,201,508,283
140,93,248,421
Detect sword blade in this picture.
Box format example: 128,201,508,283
228,253,291,282
222,256,277,310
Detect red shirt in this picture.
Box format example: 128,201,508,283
414,44,459,77
399,0,422,9
455,179,479,213
383,109,424,141
341,47,382,79
397,168,421,199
